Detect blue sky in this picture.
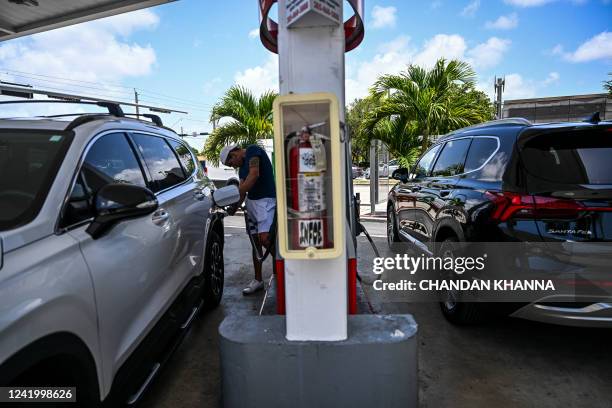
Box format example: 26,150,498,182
0,0,610,149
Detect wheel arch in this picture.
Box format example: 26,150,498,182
0,332,101,400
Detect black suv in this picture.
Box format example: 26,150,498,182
387,117,612,326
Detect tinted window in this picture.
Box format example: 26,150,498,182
431,138,472,177
520,129,612,184
64,133,146,227
132,134,186,192
414,144,441,178
0,131,72,231
81,133,146,193
168,139,196,176
464,138,498,172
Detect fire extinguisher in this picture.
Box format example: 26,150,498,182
287,124,330,250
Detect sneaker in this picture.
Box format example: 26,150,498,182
242,279,264,295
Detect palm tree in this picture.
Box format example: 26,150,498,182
362,58,494,158
203,85,277,165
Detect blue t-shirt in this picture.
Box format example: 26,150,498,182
239,145,276,200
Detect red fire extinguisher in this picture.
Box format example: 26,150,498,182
287,125,330,250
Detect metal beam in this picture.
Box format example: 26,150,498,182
0,18,16,35
0,0,177,42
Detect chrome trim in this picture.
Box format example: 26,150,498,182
399,229,433,256
126,363,161,405
534,302,612,314
180,302,202,329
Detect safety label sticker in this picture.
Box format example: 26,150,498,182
298,172,326,212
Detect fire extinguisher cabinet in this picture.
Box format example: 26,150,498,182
273,92,344,260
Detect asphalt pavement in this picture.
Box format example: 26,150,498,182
140,216,612,408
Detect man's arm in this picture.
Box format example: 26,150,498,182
238,155,260,201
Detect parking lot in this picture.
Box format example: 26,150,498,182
141,216,612,408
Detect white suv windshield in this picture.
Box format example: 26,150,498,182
0,130,72,231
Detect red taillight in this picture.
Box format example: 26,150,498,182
484,191,602,221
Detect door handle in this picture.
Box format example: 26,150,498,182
152,209,170,225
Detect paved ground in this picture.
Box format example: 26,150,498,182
140,217,612,408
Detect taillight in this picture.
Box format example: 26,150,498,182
484,191,599,221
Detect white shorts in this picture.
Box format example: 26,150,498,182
245,197,276,234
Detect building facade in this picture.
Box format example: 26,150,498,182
503,93,611,123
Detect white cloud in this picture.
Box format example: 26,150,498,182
248,28,260,39
562,31,612,62
543,71,560,85
345,34,511,101
467,37,512,68
0,10,158,85
414,34,468,67
234,54,279,96
371,6,397,29
478,72,561,100
461,0,481,17
485,13,519,30
504,0,554,6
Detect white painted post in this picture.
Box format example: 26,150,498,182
278,0,348,341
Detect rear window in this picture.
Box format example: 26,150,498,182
0,130,72,231
520,128,612,185
132,133,187,192
464,137,498,173
431,138,471,177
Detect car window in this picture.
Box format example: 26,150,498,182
64,133,146,227
431,138,472,177
168,139,196,176
413,144,441,178
81,133,147,192
464,138,498,173
520,128,612,185
132,133,187,192
0,130,72,231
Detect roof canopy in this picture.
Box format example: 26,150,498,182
0,0,176,42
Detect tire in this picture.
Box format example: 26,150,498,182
202,230,224,309
437,237,489,325
387,205,400,247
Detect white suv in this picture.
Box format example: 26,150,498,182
0,106,225,406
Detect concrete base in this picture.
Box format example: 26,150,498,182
219,314,418,408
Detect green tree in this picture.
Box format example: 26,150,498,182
363,58,494,161
604,73,612,96
203,85,277,165
346,97,377,165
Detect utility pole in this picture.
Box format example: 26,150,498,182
134,88,140,119
494,77,505,119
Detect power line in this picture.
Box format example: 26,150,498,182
0,68,217,110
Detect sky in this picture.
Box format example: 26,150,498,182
0,0,610,150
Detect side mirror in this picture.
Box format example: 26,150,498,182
391,168,409,183
86,183,158,239
212,185,241,207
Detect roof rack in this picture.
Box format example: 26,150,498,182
447,117,532,135
0,84,188,129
